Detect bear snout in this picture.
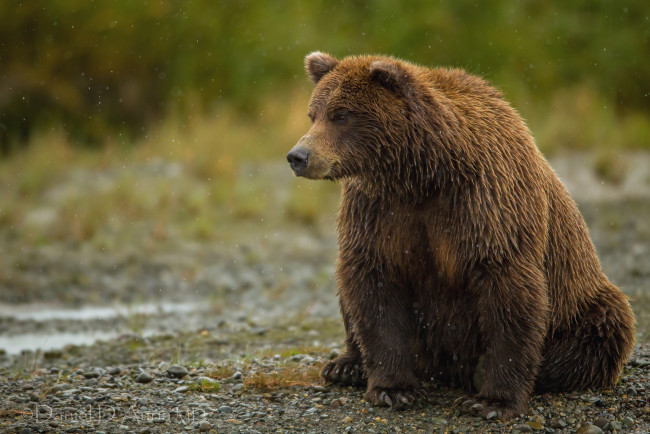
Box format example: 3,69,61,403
287,146,310,175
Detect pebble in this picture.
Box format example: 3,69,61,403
199,420,212,432
512,424,533,433
301,356,316,364
108,367,121,375
306,407,318,414
609,420,623,430
84,370,100,379
576,423,602,434
594,417,609,428
622,416,634,427
174,386,189,393
134,372,153,383
549,419,567,429
196,376,218,384
430,417,448,426
232,371,242,380
51,384,71,393
167,365,190,378
218,405,233,413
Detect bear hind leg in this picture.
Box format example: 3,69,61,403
535,292,635,393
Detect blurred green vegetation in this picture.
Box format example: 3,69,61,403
1,1,649,152
0,1,649,249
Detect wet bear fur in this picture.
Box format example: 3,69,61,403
286,52,635,420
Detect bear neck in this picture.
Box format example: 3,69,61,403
348,143,459,204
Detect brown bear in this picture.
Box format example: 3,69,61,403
286,52,635,420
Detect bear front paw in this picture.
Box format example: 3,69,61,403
321,356,366,386
364,387,427,410
460,397,523,421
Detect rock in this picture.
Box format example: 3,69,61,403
134,372,153,383
301,356,315,364
199,420,212,432
232,371,242,380
512,424,532,433
549,419,567,429
174,386,189,393
630,358,650,367
108,367,121,375
306,407,318,414
330,399,342,408
196,376,218,384
167,365,189,378
485,410,498,420
527,421,543,430
430,417,449,426
218,405,233,413
51,384,71,393
576,423,603,434
84,370,100,379
622,416,634,427
609,420,623,431
594,417,609,428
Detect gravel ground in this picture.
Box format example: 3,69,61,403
1,154,650,433
1,327,649,433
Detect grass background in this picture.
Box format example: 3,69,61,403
0,1,649,248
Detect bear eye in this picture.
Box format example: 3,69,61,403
308,112,315,123
332,111,348,124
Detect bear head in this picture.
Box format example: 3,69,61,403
287,52,426,184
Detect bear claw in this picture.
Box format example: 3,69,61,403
459,397,519,421
321,357,366,386
365,388,419,410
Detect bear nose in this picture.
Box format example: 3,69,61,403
287,147,310,173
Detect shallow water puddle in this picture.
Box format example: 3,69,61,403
0,301,203,322
0,331,121,355
0,301,205,355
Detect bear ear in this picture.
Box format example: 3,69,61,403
305,51,339,84
369,60,410,94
